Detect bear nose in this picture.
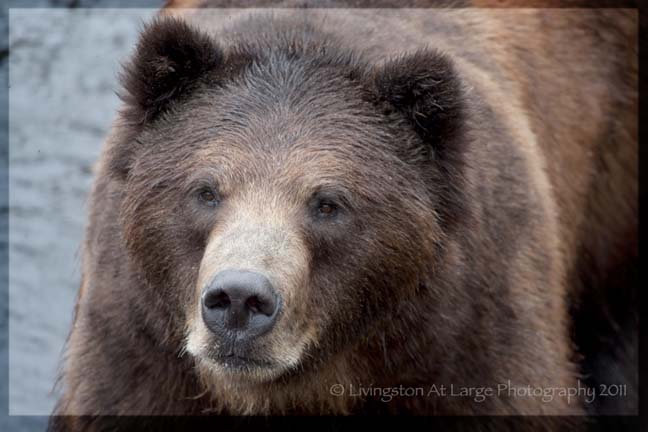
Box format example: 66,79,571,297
201,270,281,340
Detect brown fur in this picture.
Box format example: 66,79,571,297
50,5,636,431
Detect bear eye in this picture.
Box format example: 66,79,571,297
316,200,338,218
198,188,220,207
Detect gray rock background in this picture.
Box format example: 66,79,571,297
4,6,158,430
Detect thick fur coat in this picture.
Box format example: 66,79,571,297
50,3,637,431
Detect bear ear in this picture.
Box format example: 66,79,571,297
119,17,223,125
371,50,465,162
372,50,468,229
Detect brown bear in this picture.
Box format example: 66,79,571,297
50,2,637,431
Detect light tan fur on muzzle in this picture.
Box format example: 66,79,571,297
185,194,318,383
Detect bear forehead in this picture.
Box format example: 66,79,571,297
142,72,407,173
169,134,408,193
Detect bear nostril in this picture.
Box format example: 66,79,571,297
246,296,260,314
204,290,230,309
243,295,276,317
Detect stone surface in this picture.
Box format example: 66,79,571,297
5,8,155,426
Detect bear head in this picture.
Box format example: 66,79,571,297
111,16,468,397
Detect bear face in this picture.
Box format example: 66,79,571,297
113,17,467,389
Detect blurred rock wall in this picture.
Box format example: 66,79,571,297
4,6,157,430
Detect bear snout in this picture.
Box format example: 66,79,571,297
201,269,282,343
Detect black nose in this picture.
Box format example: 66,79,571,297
201,270,281,340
